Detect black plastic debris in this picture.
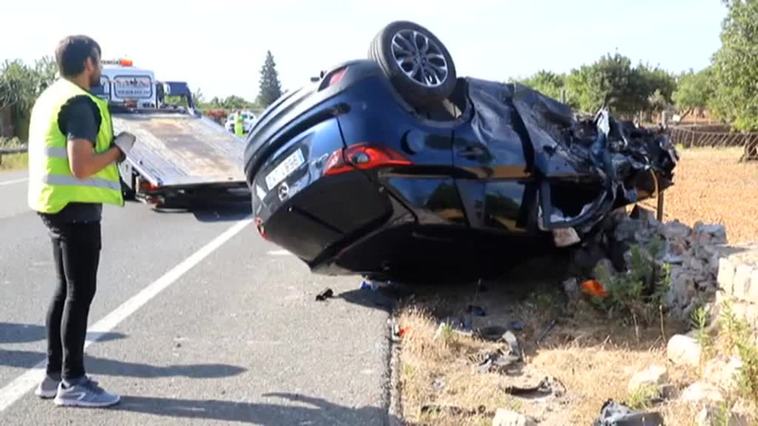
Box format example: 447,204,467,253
475,331,523,374
593,399,664,426
503,376,566,399
315,288,334,301
476,348,521,374
466,305,487,317
475,325,509,341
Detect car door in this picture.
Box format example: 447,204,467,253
452,79,535,235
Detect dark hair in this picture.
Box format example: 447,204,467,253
55,35,101,77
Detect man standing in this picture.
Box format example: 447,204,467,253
234,111,245,137
27,35,135,408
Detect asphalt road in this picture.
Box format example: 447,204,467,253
0,170,394,425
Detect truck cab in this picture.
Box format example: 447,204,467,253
92,59,195,112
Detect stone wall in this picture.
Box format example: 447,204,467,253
716,244,758,343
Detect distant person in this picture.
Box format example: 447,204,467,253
27,35,136,408
234,111,245,137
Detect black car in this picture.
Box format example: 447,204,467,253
243,21,677,282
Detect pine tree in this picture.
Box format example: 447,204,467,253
256,51,282,108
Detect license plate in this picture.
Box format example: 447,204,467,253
265,149,305,190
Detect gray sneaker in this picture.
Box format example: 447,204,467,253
34,375,61,399
53,377,120,408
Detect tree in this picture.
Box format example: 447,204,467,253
192,88,205,108
637,65,677,103
256,51,282,108
561,54,676,117
565,53,648,116
673,68,714,119
0,61,37,114
709,0,758,131
519,70,567,101
0,60,44,139
34,56,58,92
637,64,677,114
220,95,254,110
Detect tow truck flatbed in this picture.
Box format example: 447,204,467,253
114,112,245,189
93,59,250,207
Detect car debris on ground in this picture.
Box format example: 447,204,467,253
593,399,664,426
502,376,566,399
315,288,334,301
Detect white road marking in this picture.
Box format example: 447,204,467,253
0,219,251,412
0,178,27,186
267,249,293,256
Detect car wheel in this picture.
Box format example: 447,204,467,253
369,21,457,107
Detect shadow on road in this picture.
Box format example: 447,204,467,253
0,350,245,379
0,323,46,344
334,254,573,315
149,201,252,223
338,288,396,312
0,323,125,344
115,393,397,425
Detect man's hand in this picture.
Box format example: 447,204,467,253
113,132,136,160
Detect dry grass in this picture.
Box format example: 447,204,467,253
398,302,706,425
399,311,517,426
0,153,28,171
396,279,758,424
641,147,758,243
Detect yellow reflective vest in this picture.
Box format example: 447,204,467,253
27,79,123,214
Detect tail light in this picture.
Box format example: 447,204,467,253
319,67,348,90
329,68,347,85
138,178,159,193
324,144,413,176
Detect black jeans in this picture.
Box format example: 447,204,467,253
42,218,101,381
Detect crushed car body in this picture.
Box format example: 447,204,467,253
243,21,677,282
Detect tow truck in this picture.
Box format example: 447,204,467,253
93,59,248,208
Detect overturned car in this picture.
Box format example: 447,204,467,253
243,21,677,282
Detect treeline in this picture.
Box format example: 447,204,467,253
518,0,756,131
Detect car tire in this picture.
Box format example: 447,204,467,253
369,21,457,107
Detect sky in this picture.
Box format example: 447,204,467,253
1,0,727,101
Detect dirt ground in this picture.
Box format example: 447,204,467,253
396,147,758,425
641,147,758,244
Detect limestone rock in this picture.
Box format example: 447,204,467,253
667,334,702,367
492,408,538,426
703,355,743,392
627,365,669,393
681,382,724,404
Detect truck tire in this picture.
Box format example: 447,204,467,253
369,21,457,108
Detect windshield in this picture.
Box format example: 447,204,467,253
91,77,110,100
113,75,153,99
